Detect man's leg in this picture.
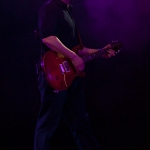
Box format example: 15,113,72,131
62,77,101,150
34,76,68,150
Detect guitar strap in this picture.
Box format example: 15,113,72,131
77,29,84,50
67,8,84,50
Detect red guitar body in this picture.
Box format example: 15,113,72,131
41,45,85,91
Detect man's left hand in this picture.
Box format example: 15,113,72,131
102,44,118,58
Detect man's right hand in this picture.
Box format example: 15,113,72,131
42,36,85,72
70,55,85,73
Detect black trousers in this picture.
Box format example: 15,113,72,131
34,74,100,150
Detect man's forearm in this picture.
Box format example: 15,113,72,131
78,44,112,56
78,47,98,56
42,36,99,57
42,36,76,59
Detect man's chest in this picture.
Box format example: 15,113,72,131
57,10,75,34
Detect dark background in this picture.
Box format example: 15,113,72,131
0,0,150,150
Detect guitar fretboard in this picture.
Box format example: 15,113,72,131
82,49,108,63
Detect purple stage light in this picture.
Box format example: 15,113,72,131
84,0,150,52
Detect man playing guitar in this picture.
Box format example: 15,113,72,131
34,0,119,150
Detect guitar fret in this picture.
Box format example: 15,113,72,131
81,42,122,63
92,54,95,59
82,49,107,63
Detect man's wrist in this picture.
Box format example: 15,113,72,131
68,52,77,60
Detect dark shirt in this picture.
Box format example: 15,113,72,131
38,0,79,50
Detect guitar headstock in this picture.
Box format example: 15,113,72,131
111,40,123,52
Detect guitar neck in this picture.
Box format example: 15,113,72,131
81,48,108,63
